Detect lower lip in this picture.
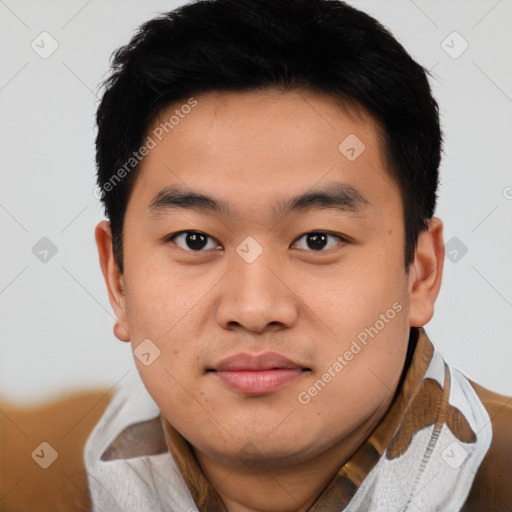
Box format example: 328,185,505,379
215,369,305,395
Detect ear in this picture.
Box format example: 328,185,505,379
95,220,130,342
407,216,445,327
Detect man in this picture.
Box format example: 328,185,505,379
88,0,512,510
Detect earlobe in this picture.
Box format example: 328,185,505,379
95,220,131,342
113,321,130,342
408,217,445,327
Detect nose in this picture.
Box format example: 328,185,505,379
215,248,299,334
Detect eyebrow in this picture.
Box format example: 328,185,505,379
148,182,371,219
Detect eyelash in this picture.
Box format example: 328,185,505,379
164,230,348,253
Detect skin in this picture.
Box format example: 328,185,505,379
96,88,444,512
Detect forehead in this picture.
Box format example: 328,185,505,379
149,88,381,157
129,88,400,222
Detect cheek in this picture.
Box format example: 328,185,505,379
295,317,409,438
124,257,202,339
304,256,408,342
299,255,410,401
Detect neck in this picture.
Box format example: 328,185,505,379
194,400,392,512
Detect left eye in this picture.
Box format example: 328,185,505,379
292,232,345,251
169,231,221,252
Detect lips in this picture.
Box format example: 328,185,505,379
214,352,305,372
209,352,310,395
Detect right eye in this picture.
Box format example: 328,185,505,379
165,231,223,252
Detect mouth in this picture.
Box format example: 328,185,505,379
207,352,311,395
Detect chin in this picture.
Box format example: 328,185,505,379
196,430,320,470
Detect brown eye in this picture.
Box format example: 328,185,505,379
168,231,221,251
292,232,346,251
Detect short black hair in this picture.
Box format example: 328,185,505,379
95,0,442,274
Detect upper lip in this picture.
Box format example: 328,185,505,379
211,352,307,372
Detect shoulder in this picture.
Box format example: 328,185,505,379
460,379,512,512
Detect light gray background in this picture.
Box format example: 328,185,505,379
1,0,511,405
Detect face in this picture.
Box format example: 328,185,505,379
98,89,436,469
